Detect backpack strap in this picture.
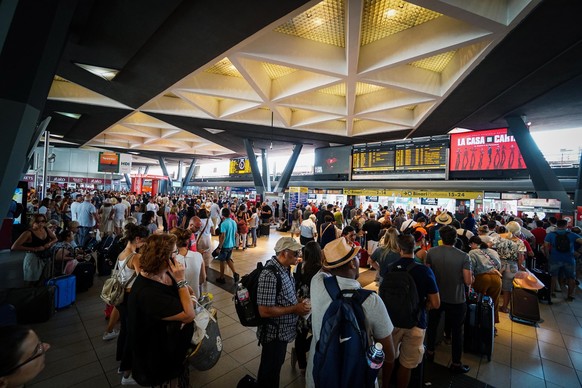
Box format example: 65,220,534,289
323,275,373,306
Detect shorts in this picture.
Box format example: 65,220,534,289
500,259,518,291
216,248,233,262
392,326,425,369
113,218,124,228
549,259,576,280
290,221,300,233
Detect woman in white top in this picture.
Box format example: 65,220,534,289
113,223,149,385
170,227,206,298
196,208,215,268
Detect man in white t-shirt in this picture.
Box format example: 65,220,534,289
306,238,395,388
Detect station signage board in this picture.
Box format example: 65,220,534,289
344,189,483,200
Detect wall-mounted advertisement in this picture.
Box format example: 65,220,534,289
98,152,120,173
119,153,132,174
449,128,526,171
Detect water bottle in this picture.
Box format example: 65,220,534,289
366,342,385,370
236,283,249,302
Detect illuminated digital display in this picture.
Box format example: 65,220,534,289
449,128,526,171
229,158,252,175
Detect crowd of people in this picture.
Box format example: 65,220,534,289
5,187,582,387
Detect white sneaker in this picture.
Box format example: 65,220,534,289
121,375,137,385
102,329,119,341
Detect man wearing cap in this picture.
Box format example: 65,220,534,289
306,238,396,388
425,225,473,374
256,237,311,388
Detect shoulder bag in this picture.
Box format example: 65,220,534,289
100,253,137,306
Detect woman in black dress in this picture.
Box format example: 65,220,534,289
128,233,196,387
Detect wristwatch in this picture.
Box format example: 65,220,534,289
176,280,189,288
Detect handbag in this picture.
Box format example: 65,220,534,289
100,253,137,306
188,302,222,371
211,247,220,259
196,220,211,252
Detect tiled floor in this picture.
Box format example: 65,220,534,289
2,229,582,387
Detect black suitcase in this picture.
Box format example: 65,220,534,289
464,294,494,361
259,223,270,237
73,261,95,292
511,287,541,325
4,286,56,324
531,268,552,304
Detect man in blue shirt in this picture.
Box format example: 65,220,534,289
544,219,582,301
214,207,239,284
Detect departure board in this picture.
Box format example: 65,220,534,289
394,141,447,171
351,137,449,179
352,144,395,173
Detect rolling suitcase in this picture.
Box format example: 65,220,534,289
4,286,55,324
531,267,552,304
464,294,494,361
47,274,76,309
73,261,95,292
259,223,270,237
511,287,541,325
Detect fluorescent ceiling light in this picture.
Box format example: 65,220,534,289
128,151,140,155
55,111,81,119
74,63,119,81
50,134,64,138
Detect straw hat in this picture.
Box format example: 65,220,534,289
435,212,452,225
513,271,545,290
322,238,361,269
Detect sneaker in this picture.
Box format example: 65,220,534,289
102,329,119,341
233,273,240,283
216,277,226,284
121,375,137,385
450,364,470,374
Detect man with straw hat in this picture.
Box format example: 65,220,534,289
306,237,396,387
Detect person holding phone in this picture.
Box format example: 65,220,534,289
128,233,196,387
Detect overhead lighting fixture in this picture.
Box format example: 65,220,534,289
385,9,397,17
74,63,119,81
55,111,81,119
128,151,140,155
50,134,64,138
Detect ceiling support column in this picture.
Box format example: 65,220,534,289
181,158,196,194
505,115,574,213
123,173,132,191
0,0,76,218
158,157,172,195
273,144,302,193
244,139,265,197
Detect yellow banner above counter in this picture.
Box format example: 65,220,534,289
343,189,483,200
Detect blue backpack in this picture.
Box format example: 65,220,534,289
313,276,377,388
432,227,442,247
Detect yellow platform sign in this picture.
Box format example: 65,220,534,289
343,189,482,199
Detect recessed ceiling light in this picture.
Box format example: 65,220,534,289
385,9,397,17
74,63,119,81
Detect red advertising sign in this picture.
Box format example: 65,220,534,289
450,128,526,171
70,177,86,183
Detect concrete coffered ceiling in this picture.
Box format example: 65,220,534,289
42,0,582,164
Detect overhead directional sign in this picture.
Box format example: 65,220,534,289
343,189,483,199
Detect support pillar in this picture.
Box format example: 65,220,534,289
505,115,574,213
181,158,196,194
0,0,77,217
158,157,172,195
574,152,582,208
274,144,302,193
123,173,132,191
244,139,265,197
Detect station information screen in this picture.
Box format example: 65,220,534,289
229,158,252,176
394,141,448,171
352,138,448,178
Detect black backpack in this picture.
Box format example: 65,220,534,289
456,229,471,253
233,261,281,327
379,261,420,329
313,276,376,388
554,232,571,253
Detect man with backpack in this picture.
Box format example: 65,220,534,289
256,237,311,387
544,219,582,301
380,234,440,388
306,237,396,388
424,225,473,374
